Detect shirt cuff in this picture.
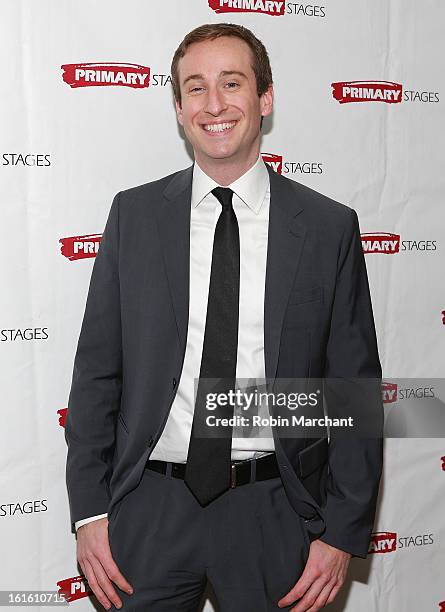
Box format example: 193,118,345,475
75,513,108,532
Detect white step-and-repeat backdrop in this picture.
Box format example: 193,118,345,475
1,1,444,610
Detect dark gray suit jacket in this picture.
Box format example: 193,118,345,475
65,162,383,558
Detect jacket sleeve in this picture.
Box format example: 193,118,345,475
319,207,383,558
65,192,122,534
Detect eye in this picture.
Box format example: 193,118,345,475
226,81,239,88
190,86,203,93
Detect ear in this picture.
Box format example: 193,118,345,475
260,84,274,118
175,99,184,127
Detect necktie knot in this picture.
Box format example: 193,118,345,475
211,187,234,211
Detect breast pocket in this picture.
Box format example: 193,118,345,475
287,285,323,307
284,286,324,330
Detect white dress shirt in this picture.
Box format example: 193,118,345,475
75,153,274,530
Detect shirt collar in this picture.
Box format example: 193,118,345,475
191,153,269,215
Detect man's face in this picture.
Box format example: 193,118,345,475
175,36,273,166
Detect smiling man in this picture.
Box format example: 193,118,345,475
174,34,267,183
65,22,383,612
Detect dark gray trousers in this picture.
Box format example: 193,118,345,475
108,464,311,611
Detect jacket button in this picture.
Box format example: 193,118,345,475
172,377,177,388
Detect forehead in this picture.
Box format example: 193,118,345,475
178,36,254,82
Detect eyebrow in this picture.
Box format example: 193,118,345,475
182,70,248,88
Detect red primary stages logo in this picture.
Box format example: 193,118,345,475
370,531,434,554
361,232,400,254
57,576,92,602
369,532,397,554
362,233,437,254
261,152,323,175
61,62,150,89
208,0,285,15
331,81,402,104
382,382,398,404
262,153,283,174
58,408,67,428
60,234,102,261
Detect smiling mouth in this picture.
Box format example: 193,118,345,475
201,121,238,135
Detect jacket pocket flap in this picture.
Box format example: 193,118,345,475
298,437,328,478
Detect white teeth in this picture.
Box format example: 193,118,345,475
204,121,236,133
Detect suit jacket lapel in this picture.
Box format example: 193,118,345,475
264,163,306,382
156,161,307,384
156,165,193,354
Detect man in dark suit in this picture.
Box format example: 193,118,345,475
65,22,383,612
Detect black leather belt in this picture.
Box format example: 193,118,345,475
145,452,280,488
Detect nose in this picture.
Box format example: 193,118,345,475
203,84,228,116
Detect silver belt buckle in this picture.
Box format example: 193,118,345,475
230,463,237,488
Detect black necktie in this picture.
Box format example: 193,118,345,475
184,187,240,506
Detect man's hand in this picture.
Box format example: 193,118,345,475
277,539,351,611
77,517,133,610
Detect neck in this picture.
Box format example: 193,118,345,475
194,147,260,186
